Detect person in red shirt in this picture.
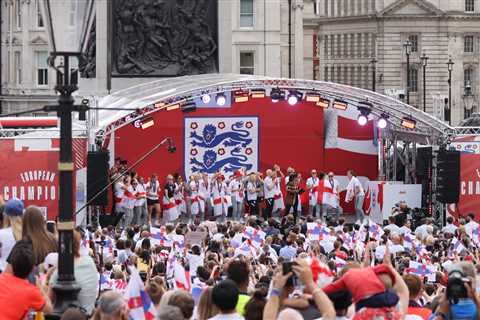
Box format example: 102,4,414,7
0,240,53,319
403,274,432,320
322,264,400,311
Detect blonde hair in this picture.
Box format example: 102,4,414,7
196,287,218,320
4,215,22,241
22,206,57,264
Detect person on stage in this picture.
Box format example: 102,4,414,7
199,173,209,220
285,172,300,223
132,177,147,226
189,174,201,219
346,169,365,224
163,174,178,223
146,174,161,226
229,170,244,220
263,169,276,220
321,172,342,222
174,174,187,220
306,169,321,218
246,172,260,216
211,173,230,221
272,165,285,216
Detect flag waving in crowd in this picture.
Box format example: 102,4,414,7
124,268,157,320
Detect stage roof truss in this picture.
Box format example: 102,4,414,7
94,74,453,142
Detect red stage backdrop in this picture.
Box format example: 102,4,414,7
0,138,86,220
113,98,378,204
458,153,480,218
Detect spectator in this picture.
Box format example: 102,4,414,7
22,205,57,265
210,280,243,320
442,216,458,236
146,276,166,306
49,230,99,315
403,274,432,320
0,240,53,318
158,305,185,320
93,291,128,320
196,286,219,320
60,307,88,320
168,290,195,319
0,198,24,271
226,259,251,315
244,290,267,320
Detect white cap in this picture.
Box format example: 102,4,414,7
44,252,58,268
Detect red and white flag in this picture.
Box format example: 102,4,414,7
174,260,191,291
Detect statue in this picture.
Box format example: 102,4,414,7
111,0,218,77
79,20,96,78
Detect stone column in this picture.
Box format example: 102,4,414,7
294,0,304,78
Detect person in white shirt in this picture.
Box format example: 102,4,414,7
228,171,244,221
323,172,342,222
186,245,204,278
414,218,433,240
272,165,285,215
345,170,365,224
384,216,402,235
306,169,321,218
464,213,478,237
132,177,147,226
211,174,229,221
121,176,135,228
263,169,276,219
246,173,260,216
199,173,210,218
442,216,458,236
146,174,161,226
0,198,24,272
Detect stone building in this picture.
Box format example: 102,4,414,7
0,0,58,115
307,0,480,124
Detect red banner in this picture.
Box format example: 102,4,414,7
457,153,480,218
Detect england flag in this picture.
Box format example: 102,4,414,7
124,268,156,320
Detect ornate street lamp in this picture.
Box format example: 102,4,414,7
446,57,454,125
420,53,429,112
403,40,412,104
40,0,95,317
463,81,476,119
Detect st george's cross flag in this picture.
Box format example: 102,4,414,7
124,268,156,320
307,223,330,241
317,179,338,208
243,226,266,248
174,259,191,291
406,261,437,282
150,226,172,247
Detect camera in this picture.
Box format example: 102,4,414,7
447,270,470,305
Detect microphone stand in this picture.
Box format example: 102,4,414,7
76,137,175,216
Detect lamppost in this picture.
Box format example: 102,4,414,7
403,40,412,104
463,80,476,119
420,53,429,112
41,0,94,317
370,58,377,92
447,57,454,125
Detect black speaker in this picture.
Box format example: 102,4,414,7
416,147,433,177
436,150,460,204
87,150,109,205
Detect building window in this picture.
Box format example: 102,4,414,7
356,34,361,57
239,51,254,74
465,68,473,87
14,52,21,85
15,0,22,29
408,34,418,52
36,0,44,28
324,66,329,81
343,35,348,57
35,51,49,86
466,0,475,12
330,36,334,57
465,35,474,53
240,0,254,27
331,65,335,82
408,68,418,92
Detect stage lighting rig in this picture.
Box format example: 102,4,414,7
216,93,227,106
270,88,285,103
287,90,302,106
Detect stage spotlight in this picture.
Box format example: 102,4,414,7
233,90,249,103
401,117,416,129
201,94,211,104
316,98,330,109
216,93,226,106
250,88,266,98
333,99,348,110
134,116,155,130
270,88,285,102
181,101,197,113
305,92,321,103
287,91,302,106
154,102,166,109
377,114,388,129
357,106,371,126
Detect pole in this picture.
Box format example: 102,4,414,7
406,52,410,105
288,0,292,78
371,59,377,92
448,69,452,125
423,63,426,112
48,53,81,319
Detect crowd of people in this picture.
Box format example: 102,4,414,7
111,162,368,228
1,181,480,320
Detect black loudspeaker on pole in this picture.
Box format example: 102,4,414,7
87,150,110,205
436,150,461,204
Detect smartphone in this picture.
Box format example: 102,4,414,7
282,262,295,275
283,262,298,287
114,250,118,257
46,221,55,234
